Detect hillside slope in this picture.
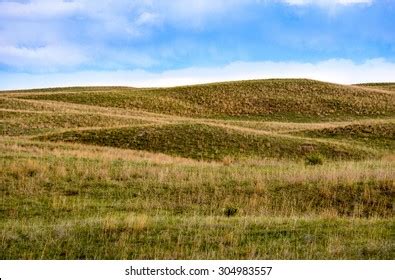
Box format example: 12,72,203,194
357,83,395,93
37,123,375,161
1,79,394,161
4,79,395,122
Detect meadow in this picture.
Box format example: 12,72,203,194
0,79,394,259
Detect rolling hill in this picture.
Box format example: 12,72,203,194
0,79,394,259
4,79,394,121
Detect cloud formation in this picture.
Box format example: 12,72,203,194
0,0,391,84
0,0,82,19
0,44,88,70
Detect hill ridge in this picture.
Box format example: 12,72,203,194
2,79,393,123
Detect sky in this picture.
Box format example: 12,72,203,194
0,0,394,89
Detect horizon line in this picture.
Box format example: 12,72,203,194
1,77,394,92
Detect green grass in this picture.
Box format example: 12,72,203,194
8,79,395,121
2,150,393,219
294,122,395,151
2,216,393,259
0,110,149,136
0,79,394,259
1,141,394,259
37,123,377,161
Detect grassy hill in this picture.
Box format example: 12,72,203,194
356,83,395,93
6,79,395,121
0,79,394,259
37,123,376,161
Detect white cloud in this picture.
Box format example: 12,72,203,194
135,12,161,26
0,0,161,70
0,0,249,71
0,1,261,28
0,0,382,73
0,0,373,22
0,44,88,70
0,42,158,70
1,58,394,90
0,0,82,19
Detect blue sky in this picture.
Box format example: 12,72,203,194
0,0,394,89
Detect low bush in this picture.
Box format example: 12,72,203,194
305,153,324,165
224,207,238,217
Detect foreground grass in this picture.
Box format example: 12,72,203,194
2,139,394,217
2,216,393,259
0,139,394,259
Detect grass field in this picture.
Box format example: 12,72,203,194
1,79,394,259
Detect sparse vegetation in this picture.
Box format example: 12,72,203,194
0,79,394,259
356,83,395,93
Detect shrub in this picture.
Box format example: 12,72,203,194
224,207,238,217
305,153,324,166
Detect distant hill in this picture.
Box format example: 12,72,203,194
356,83,395,93
4,79,394,122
